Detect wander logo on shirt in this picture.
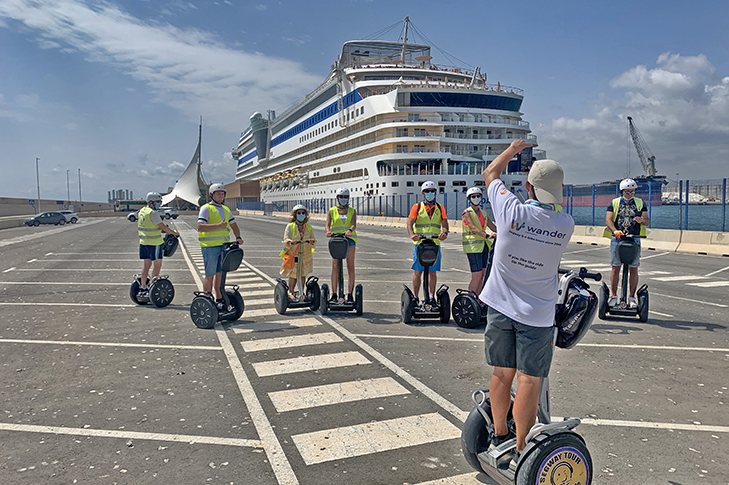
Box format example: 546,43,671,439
510,219,567,240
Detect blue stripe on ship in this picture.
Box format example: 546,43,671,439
238,89,363,166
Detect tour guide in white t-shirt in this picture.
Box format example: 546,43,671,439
479,139,575,467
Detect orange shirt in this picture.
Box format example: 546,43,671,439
408,202,447,220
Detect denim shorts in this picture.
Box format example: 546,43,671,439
202,245,225,276
610,236,641,267
466,245,490,272
139,244,164,261
412,244,442,272
484,308,555,378
348,239,357,248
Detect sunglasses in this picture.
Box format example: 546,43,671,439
338,195,350,199
423,189,436,194
296,211,306,215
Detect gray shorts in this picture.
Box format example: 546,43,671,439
201,245,225,277
484,308,555,378
610,236,640,267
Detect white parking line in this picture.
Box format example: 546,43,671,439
2,267,15,273
705,265,729,277
241,332,343,352
232,317,322,334
0,302,136,308
652,292,728,307
0,338,222,351
26,258,37,263
251,351,370,377
640,252,670,260
651,275,707,282
687,281,729,288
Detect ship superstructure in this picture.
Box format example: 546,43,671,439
232,18,542,216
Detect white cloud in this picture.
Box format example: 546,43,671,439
0,0,320,133
64,123,78,130
255,4,267,11
538,53,729,184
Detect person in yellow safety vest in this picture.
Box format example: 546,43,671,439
462,187,497,294
280,204,316,300
137,192,179,295
197,184,244,307
604,178,650,308
406,181,449,305
325,187,358,303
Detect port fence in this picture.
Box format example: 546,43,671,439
237,177,728,232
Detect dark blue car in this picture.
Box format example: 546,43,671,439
25,212,68,226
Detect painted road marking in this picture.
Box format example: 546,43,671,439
649,310,675,318
448,268,470,273
652,292,728,307
45,252,53,256
687,280,729,288
291,413,461,465
269,377,409,412
0,218,104,248
0,338,222,351
232,317,322,334
560,260,587,265
563,247,609,255
242,289,273,297
244,298,274,307
26,258,37,263
413,473,481,485
705,265,729,277
640,251,670,260
241,308,280,318
0,281,198,286
0,422,261,448
241,332,343,352
238,283,272,289
252,351,370,377
651,275,708,282
0,302,137,308
12,268,191,272
2,267,15,273
558,417,729,434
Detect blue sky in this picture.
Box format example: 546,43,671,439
1,0,727,202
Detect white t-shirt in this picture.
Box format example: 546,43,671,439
479,179,575,327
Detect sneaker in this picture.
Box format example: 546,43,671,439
508,450,521,472
216,299,225,310
628,297,638,308
488,430,515,452
346,294,354,303
137,286,149,296
329,293,338,303
608,296,618,307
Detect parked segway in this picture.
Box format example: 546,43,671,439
401,238,450,324
461,267,601,485
320,233,363,316
599,234,649,322
129,234,179,308
274,238,320,315
189,242,245,329
452,240,495,328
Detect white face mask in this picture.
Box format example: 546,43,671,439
470,196,481,206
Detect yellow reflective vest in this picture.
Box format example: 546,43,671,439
198,203,231,247
138,206,163,246
413,202,443,245
329,206,357,243
462,206,492,253
603,197,646,237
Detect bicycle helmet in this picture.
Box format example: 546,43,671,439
336,187,350,197
619,179,638,191
209,183,227,195
146,192,162,203
466,187,482,197
292,204,307,212
421,181,437,191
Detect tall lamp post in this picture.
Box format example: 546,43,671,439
36,157,41,213
67,169,71,207
78,168,82,202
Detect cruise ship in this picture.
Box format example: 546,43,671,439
232,18,543,217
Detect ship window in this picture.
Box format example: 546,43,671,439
406,181,414,187
361,107,365,115
382,182,387,187
397,128,408,137
392,182,399,187
452,180,467,186
438,181,446,186
408,113,420,122
396,145,408,153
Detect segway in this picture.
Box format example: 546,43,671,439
598,234,649,322
129,234,179,308
189,242,245,329
452,240,495,328
274,238,320,315
401,238,450,324
461,267,601,485
320,233,363,316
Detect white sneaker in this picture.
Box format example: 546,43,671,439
628,297,638,308
608,297,618,307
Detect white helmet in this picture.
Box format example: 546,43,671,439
292,204,307,212
146,192,162,203
209,183,227,195
336,187,350,197
620,179,638,191
466,187,483,197
421,181,437,191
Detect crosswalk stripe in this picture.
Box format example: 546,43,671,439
640,270,672,276
560,260,586,265
232,317,322,334
237,283,272,289
291,413,461,465
240,308,280,318
244,298,273,307
686,281,729,287
413,473,481,484
242,289,273,297
251,350,370,376
268,377,409,412
652,275,708,282
241,332,342,352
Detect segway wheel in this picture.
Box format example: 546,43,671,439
452,293,481,328
274,281,289,315
438,291,451,324
638,292,649,322
354,284,363,316
515,432,592,485
308,281,321,311
320,284,329,315
225,289,245,321
190,296,218,329
401,289,415,324
149,279,174,308
598,282,609,320
129,280,147,305
461,398,515,474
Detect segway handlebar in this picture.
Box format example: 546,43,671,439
558,267,602,281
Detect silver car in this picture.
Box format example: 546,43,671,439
59,210,79,223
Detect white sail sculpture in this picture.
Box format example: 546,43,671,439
162,121,208,208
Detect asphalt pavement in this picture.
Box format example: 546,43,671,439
0,214,727,485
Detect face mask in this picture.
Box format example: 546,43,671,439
154,203,162,210
470,196,481,206
296,213,306,222
424,192,436,202
338,198,349,206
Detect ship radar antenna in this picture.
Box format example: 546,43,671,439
400,16,409,64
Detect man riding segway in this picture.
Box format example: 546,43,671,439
325,187,357,304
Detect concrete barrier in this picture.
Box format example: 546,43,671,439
643,228,681,252
677,230,729,257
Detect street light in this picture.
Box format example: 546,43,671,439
67,169,71,206
78,168,82,202
36,157,41,213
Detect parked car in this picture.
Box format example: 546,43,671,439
59,210,79,223
160,206,179,219
127,210,139,222
25,212,68,226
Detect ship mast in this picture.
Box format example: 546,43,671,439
400,16,409,64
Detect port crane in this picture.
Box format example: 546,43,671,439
627,116,658,177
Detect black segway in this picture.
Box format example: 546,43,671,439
452,240,495,328
599,234,649,322
129,234,179,308
320,234,363,316
401,238,450,324
189,242,245,329
461,267,601,485
274,238,320,315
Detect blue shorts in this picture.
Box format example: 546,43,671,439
348,239,357,248
466,245,490,272
412,244,442,272
139,244,164,261
610,237,641,267
202,245,225,277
